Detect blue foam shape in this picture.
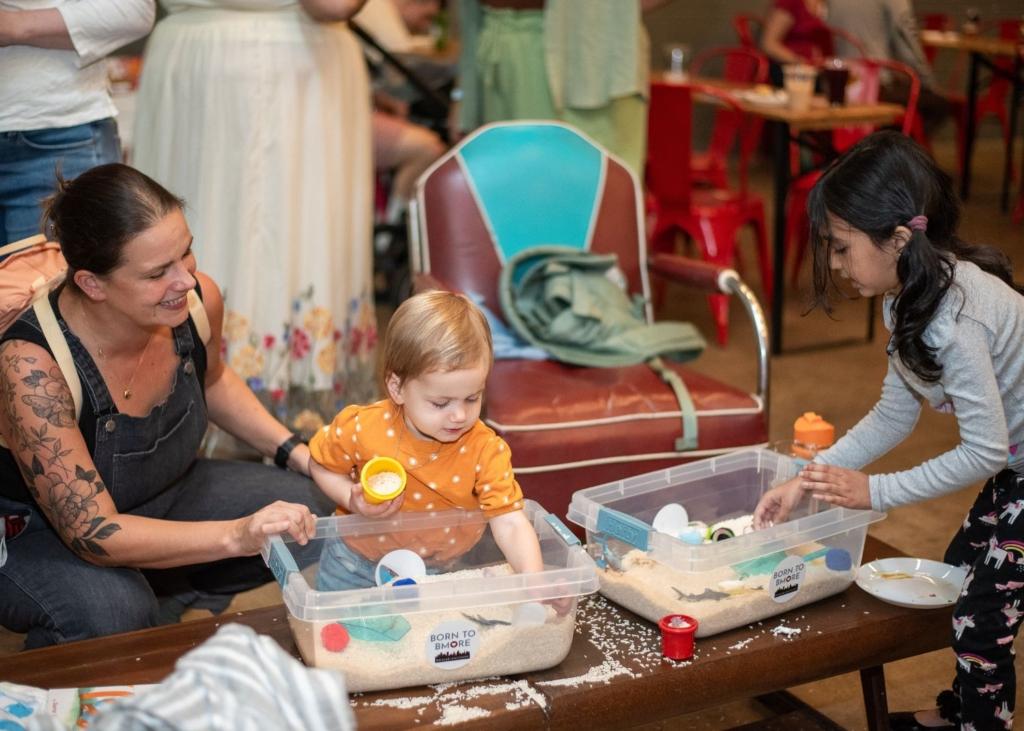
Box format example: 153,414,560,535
678,530,705,545
825,548,853,571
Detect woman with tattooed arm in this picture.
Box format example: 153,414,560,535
0,164,333,649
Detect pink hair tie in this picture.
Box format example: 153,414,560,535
907,215,928,232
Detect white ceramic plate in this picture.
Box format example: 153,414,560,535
735,89,789,107
856,558,966,608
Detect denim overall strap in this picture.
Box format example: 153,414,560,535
84,319,209,513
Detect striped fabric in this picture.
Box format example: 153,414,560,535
28,624,354,731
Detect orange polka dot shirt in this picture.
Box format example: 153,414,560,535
308,400,525,562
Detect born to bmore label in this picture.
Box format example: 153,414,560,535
426,620,480,669
770,555,806,603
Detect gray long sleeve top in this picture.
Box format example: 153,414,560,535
827,0,939,91
817,260,1024,512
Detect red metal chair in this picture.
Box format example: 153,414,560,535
972,20,1020,179
647,81,771,346
408,121,770,523
689,47,770,190
787,59,921,285
732,13,764,50
921,13,949,64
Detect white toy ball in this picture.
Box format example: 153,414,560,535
374,549,427,586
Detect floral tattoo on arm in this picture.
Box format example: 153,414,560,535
1,348,121,557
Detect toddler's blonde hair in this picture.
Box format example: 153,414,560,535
381,291,493,388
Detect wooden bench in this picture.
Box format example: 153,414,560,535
0,536,951,729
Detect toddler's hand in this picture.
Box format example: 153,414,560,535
349,484,405,518
544,596,574,617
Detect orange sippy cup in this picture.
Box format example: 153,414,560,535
792,412,835,460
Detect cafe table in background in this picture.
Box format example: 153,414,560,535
920,29,1024,211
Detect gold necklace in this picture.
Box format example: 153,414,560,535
98,333,155,401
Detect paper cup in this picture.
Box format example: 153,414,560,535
782,63,816,112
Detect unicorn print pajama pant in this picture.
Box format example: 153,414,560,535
943,468,1024,730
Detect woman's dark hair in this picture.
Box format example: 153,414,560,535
807,130,1017,382
41,164,184,288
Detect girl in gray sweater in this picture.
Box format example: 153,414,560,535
754,131,1024,730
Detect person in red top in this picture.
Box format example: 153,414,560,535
761,0,833,84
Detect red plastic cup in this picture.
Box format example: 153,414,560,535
658,614,699,660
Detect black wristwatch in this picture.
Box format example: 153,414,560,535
274,433,304,470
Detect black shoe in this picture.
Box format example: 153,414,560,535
887,712,954,730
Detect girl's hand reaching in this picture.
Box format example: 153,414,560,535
752,476,804,529
798,464,871,509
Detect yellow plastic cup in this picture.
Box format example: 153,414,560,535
360,456,407,504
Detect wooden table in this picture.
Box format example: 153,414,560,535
920,29,1024,210
674,75,905,354
1,536,951,730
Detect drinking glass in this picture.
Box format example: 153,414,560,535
822,58,849,106
662,43,691,80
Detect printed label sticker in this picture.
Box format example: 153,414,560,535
426,620,480,670
770,554,806,603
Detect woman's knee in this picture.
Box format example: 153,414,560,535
6,567,157,648
64,571,158,642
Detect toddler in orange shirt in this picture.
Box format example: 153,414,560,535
308,290,543,590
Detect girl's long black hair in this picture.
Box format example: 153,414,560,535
807,130,1018,382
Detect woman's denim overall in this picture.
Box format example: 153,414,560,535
0,314,331,648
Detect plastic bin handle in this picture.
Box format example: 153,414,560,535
264,536,299,588
596,507,650,552
544,514,581,547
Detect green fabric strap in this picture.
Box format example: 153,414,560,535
647,356,698,452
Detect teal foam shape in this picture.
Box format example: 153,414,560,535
732,547,846,579
732,551,787,578
342,616,411,642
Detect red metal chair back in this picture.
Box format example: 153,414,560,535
646,82,695,209
690,47,770,187
732,13,764,50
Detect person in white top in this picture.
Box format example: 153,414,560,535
132,0,380,440
0,1,155,245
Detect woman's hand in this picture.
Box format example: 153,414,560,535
798,464,871,509
753,476,804,529
231,500,317,556
348,484,405,518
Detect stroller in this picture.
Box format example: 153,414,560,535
352,20,453,309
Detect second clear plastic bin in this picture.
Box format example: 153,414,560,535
566,449,885,637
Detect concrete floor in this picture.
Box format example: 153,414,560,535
2,134,1022,729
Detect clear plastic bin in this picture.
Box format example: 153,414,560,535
261,500,598,692
565,449,885,636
